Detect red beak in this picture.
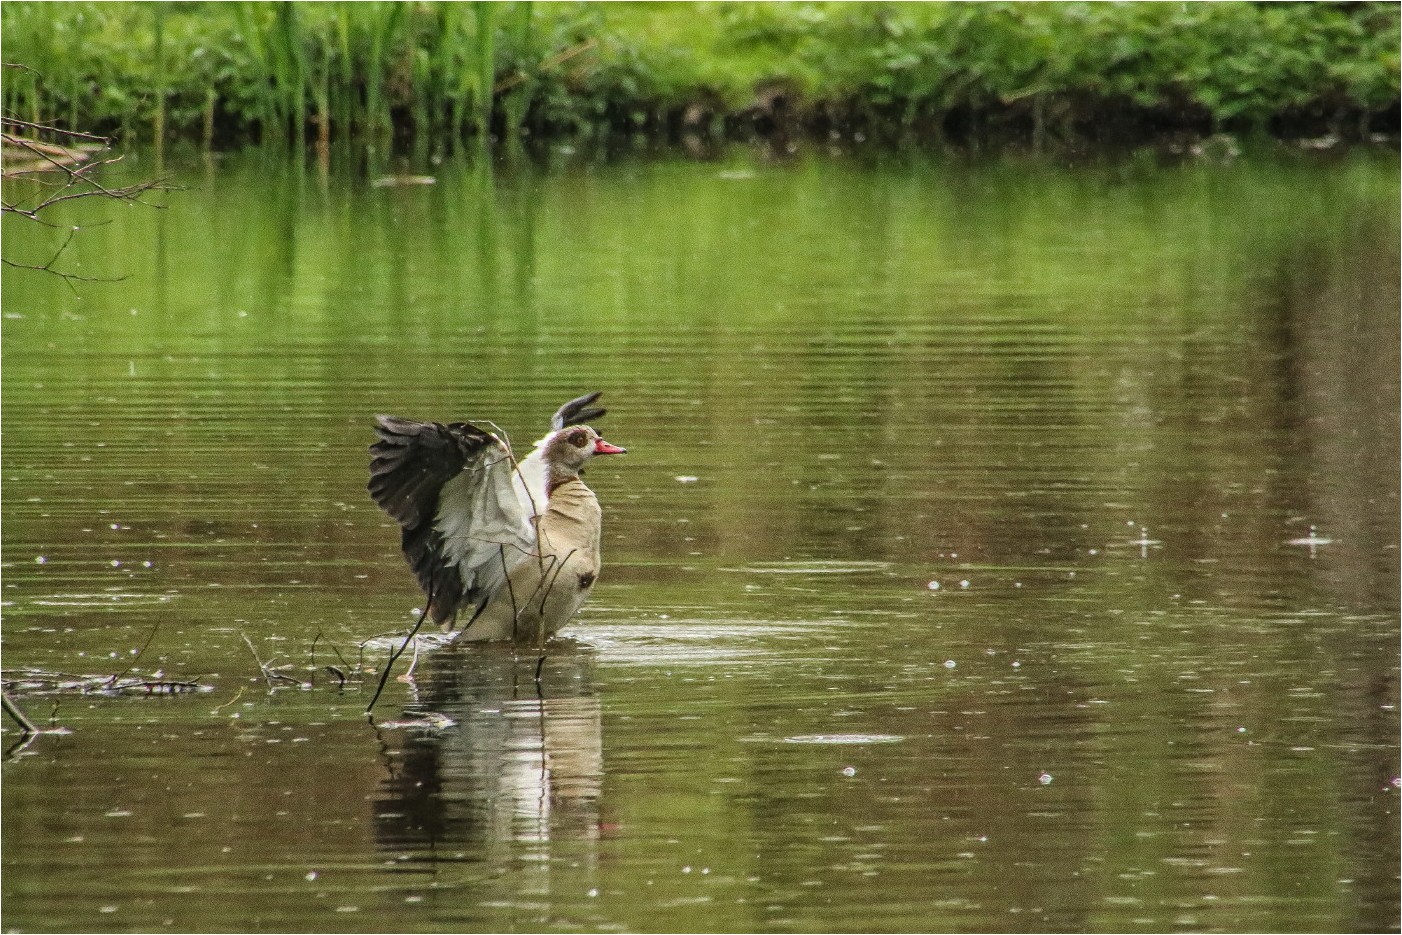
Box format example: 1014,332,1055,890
593,438,627,456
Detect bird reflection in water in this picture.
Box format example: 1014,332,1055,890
371,640,603,857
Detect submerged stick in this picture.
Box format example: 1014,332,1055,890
366,588,433,716
2,691,37,736
107,619,161,687
240,632,300,688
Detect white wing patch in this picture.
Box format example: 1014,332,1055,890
433,441,537,604
512,439,551,522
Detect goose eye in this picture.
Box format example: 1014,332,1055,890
568,430,589,448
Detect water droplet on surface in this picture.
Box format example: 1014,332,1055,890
587,888,599,898
305,871,318,882
927,581,940,590
841,766,856,777
1286,525,1332,556
34,556,46,564
943,660,957,669
1037,772,1053,785
959,580,970,588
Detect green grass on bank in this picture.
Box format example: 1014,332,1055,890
3,1,1398,151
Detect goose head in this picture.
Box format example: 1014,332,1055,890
541,424,626,482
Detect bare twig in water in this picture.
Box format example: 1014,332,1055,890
213,686,246,714
400,636,423,683
311,631,355,686
129,678,203,695
501,544,521,641
240,632,301,688
3,691,38,736
535,547,577,648
366,584,434,716
240,632,271,685
106,619,161,688
5,667,201,698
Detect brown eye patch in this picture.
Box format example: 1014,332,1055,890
568,430,590,448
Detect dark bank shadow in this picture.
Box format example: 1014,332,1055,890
370,640,603,857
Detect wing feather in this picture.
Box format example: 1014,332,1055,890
551,391,607,430
368,415,535,626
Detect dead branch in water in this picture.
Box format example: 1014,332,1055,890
308,629,356,687
365,586,434,716
2,691,37,735
239,632,302,688
106,620,162,688
4,667,204,697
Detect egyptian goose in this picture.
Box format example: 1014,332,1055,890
367,392,625,643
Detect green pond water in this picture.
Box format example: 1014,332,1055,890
1,143,1398,934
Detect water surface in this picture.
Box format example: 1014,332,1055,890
2,144,1398,933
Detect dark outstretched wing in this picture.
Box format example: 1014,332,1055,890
369,416,485,528
551,391,607,430
368,416,534,626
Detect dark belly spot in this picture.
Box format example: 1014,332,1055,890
578,571,596,589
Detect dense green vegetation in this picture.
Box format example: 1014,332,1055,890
3,1,1399,151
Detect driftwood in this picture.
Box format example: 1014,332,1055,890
2,668,207,697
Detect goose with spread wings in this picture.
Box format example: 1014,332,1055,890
368,392,625,643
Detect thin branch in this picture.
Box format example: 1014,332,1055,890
213,686,246,714
402,637,422,682
1,115,109,143
240,632,300,688
2,691,38,736
501,543,520,641
106,619,162,687
3,134,121,194
366,585,434,716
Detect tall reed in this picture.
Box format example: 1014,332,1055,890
2,3,1395,151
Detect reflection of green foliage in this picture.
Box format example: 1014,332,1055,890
1,150,1396,934
1,1,1397,146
